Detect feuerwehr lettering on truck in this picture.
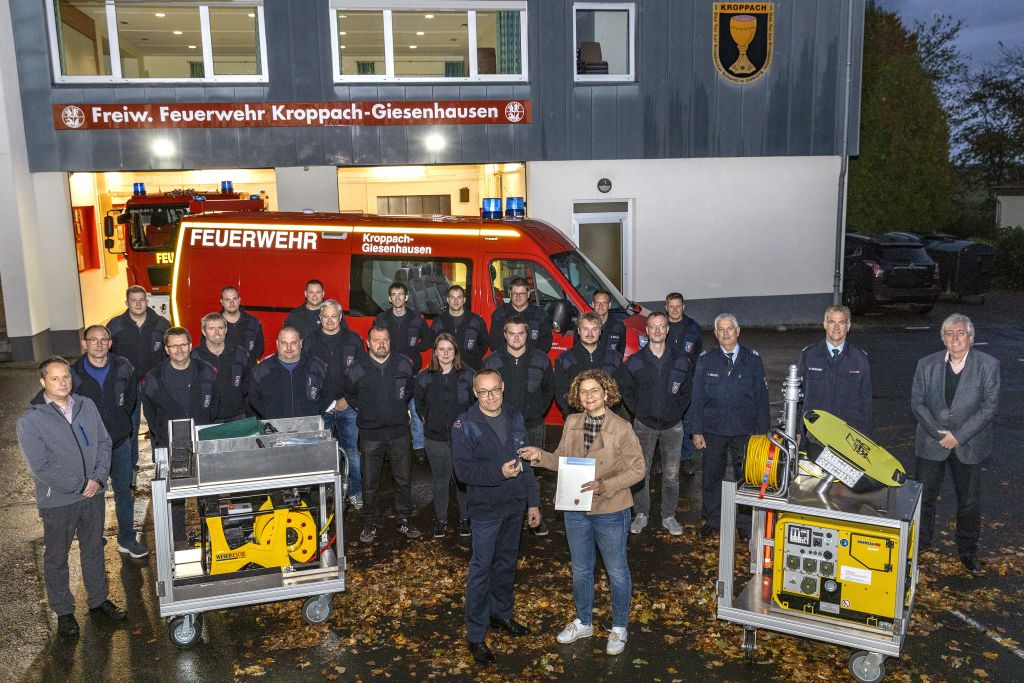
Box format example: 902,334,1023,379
189,228,317,250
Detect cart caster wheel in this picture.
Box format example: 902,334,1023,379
848,650,886,683
302,595,333,625
168,614,202,648
742,628,757,664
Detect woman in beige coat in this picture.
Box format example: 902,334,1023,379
519,369,645,655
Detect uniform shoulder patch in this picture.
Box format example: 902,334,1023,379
801,344,813,352
699,349,709,357
751,349,760,356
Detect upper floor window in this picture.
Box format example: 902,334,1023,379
46,1,268,83
331,1,527,82
573,3,634,82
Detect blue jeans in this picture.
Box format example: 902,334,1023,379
409,398,425,451
109,439,136,546
632,420,683,520
564,508,632,628
325,407,361,498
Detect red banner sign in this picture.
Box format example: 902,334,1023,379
53,100,531,130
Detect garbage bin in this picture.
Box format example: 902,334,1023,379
924,239,997,298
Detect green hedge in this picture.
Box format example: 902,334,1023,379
993,228,1024,289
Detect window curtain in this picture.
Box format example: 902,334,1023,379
189,61,205,78
444,61,465,77
497,11,521,74
357,61,376,75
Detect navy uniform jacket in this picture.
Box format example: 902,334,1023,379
452,404,540,521
108,307,170,379
70,353,137,447
303,326,365,403
482,348,554,428
554,342,622,416
685,346,770,437
617,345,692,430
667,315,703,366
798,340,872,433
375,309,434,373
283,304,321,340
343,353,415,441
192,341,252,420
430,310,489,370
142,359,219,448
223,309,265,362
572,315,627,357
489,302,552,353
248,354,330,420
413,367,476,441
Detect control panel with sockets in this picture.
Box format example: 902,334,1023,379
780,522,841,611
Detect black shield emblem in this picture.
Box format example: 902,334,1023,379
713,2,774,84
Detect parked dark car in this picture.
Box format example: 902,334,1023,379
843,233,942,314
884,232,996,299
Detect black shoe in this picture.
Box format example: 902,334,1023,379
489,616,530,636
432,520,447,539
89,600,127,621
960,554,983,573
396,519,422,539
56,614,80,637
737,526,751,542
459,519,472,537
697,524,718,539
529,519,549,537
468,640,495,664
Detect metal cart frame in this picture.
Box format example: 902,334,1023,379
151,417,347,647
717,477,922,682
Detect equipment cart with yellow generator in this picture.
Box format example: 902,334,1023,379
151,416,347,647
716,366,922,682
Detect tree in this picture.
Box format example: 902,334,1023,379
958,44,1024,186
848,2,956,234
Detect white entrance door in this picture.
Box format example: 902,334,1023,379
571,202,631,298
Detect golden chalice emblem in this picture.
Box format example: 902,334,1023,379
729,14,757,74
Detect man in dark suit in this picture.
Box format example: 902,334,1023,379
798,304,872,434
911,313,1000,573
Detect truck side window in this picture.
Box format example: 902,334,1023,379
349,256,472,317
489,259,566,309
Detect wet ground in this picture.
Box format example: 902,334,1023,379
1,292,1021,682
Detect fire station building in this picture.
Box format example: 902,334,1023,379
0,0,863,361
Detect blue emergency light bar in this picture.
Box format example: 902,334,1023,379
220,180,234,193
193,196,206,201
249,194,261,200
482,197,502,219
133,182,146,196
505,196,525,219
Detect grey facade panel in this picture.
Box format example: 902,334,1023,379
18,0,864,172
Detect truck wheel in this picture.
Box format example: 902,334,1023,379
848,650,886,683
168,614,202,648
303,595,333,625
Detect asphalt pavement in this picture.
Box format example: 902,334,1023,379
0,291,1020,683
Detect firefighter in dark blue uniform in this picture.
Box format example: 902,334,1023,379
572,290,627,356
192,312,252,421
430,284,489,370
489,277,553,353
686,314,769,538
248,326,330,420
282,279,325,339
219,285,265,362
141,327,219,546
665,292,704,474
108,285,170,476
555,312,621,417
452,368,540,665
798,305,872,434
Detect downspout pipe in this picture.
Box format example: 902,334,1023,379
833,0,858,304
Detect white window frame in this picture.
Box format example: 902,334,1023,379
572,2,635,83
45,1,269,84
330,0,528,83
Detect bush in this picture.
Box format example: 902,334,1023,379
993,228,1024,289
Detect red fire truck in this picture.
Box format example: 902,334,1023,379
103,181,265,319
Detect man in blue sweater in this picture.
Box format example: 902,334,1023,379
453,369,541,665
17,357,127,637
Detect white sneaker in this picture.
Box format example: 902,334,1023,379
630,513,648,535
662,517,683,536
606,627,627,655
556,619,594,644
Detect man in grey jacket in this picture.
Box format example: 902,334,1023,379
16,356,127,637
911,314,1000,573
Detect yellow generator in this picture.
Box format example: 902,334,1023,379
772,513,914,631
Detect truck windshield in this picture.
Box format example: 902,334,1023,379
127,205,190,252
550,250,630,310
